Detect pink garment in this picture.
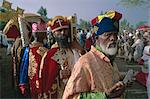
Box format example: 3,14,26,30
32,22,47,33
32,23,38,33
63,46,121,99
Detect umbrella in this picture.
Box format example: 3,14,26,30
137,25,150,30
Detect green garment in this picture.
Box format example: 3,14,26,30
79,92,107,99
96,44,103,53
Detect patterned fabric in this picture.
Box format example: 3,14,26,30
11,38,22,88
39,47,81,99
39,48,60,99
63,46,121,99
91,10,122,36
51,49,67,70
28,43,48,98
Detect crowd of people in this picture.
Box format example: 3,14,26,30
0,10,150,99
76,26,150,64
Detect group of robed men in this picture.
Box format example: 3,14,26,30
14,10,129,99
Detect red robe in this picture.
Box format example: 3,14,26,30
28,43,48,98
85,37,92,51
136,71,148,87
39,48,60,98
39,46,81,98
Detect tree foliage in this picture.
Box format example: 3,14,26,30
0,7,7,30
37,6,47,16
119,19,135,33
37,6,50,22
0,21,7,30
119,0,149,7
78,19,92,30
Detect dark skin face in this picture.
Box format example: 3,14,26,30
53,28,71,48
32,32,47,43
97,31,118,56
53,28,69,38
97,32,118,45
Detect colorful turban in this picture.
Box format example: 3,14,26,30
91,10,122,35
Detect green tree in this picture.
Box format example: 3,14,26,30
0,7,7,30
37,6,47,16
119,19,135,33
119,0,149,7
78,19,91,30
0,21,7,30
120,19,129,32
37,6,50,22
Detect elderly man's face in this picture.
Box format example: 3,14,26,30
97,32,118,56
53,28,71,48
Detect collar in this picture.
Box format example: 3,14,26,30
90,45,110,62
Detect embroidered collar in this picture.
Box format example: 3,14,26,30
91,46,110,62
51,48,67,70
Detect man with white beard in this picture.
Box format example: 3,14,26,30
63,10,125,99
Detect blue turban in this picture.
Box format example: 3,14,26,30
95,17,119,35
91,10,122,35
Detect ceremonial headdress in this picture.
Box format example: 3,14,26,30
91,10,122,35
47,16,69,32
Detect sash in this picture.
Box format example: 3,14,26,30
19,47,29,85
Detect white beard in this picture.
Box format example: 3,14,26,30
100,43,118,56
106,47,117,55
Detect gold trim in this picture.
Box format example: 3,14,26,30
48,16,68,26
28,51,38,79
39,51,48,78
37,47,48,57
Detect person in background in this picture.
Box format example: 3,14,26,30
63,10,125,99
85,29,92,51
139,32,150,65
19,20,48,98
131,32,144,62
147,58,150,99
136,32,150,88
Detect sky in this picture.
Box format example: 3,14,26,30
0,0,149,26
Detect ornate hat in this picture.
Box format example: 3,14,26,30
32,21,47,33
47,16,69,32
91,10,122,35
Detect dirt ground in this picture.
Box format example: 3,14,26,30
0,47,148,99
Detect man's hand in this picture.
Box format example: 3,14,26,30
106,81,125,98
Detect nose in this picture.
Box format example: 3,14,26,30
61,30,66,36
109,34,117,41
60,30,64,34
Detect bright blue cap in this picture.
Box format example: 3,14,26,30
95,17,119,35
